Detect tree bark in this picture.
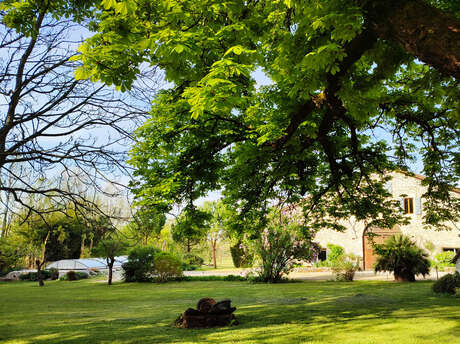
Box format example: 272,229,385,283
211,240,217,269
36,259,44,287
366,0,460,79
108,259,114,285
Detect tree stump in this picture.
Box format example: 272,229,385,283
175,298,238,328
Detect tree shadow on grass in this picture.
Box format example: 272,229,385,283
2,281,459,344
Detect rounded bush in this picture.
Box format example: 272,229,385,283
122,246,160,282
153,252,183,282
49,268,59,280
432,272,460,294
182,254,204,267
66,270,77,281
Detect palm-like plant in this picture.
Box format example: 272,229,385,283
374,235,430,282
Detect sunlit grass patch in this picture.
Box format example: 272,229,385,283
0,280,458,343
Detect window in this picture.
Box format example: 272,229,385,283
318,249,327,261
403,198,414,214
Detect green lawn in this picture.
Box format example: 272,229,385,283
0,279,458,344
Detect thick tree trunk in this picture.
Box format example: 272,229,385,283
36,259,44,287
366,0,460,78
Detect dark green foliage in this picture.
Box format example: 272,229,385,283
168,275,248,282
76,271,89,280
60,271,89,281
153,252,183,282
182,254,204,266
122,246,160,282
48,268,59,280
66,270,77,281
182,253,204,270
230,241,254,268
374,235,430,282
19,270,51,281
432,272,460,294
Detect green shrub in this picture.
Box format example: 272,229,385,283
230,241,254,268
19,270,51,281
66,270,77,281
122,246,160,282
223,274,247,281
61,270,88,281
327,244,345,264
374,235,430,282
255,221,319,282
432,272,460,294
183,253,204,266
153,252,183,282
76,271,89,279
48,268,59,280
331,254,360,281
182,253,204,271
165,275,247,282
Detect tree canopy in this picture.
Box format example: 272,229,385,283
77,0,459,229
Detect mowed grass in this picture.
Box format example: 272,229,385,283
0,279,459,344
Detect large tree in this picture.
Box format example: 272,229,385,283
0,1,156,222
77,0,459,229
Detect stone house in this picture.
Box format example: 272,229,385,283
314,172,460,270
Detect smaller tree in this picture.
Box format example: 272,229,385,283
202,201,232,268
255,212,320,282
172,208,210,253
374,235,430,282
92,238,127,285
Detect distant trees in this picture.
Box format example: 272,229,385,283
172,208,210,254
202,201,232,269
126,207,166,246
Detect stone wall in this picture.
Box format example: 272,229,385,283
313,172,460,259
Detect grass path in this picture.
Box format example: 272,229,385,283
0,280,458,344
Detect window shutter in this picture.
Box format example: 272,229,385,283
385,182,392,194
415,197,422,215
399,198,404,213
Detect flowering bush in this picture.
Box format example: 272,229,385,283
255,216,319,282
